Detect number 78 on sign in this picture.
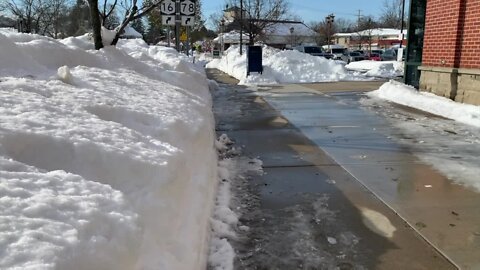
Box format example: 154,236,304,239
159,0,196,15
180,0,196,16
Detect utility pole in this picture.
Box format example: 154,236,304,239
240,0,243,55
357,10,362,28
400,0,406,49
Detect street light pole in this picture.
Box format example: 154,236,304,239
326,14,335,51
220,18,225,55
240,0,243,55
289,27,294,48
400,0,406,49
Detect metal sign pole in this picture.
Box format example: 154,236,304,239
186,27,191,56
167,25,171,47
175,0,181,52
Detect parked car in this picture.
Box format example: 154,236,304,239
325,47,347,60
366,52,381,61
371,49,384,55
353,50,366,56
294,45,334,59
341,51,365,63
381,49,397,61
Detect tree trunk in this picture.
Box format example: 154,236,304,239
88,0,103,50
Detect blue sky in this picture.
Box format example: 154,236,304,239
202,0,390,27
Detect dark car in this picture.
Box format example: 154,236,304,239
371,49,384,55
294,45,334,59
341,52,365,63
381,49,397,61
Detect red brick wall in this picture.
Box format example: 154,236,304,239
459,0,480,68
423,0,480,69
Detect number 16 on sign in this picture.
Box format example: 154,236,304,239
160,0,175,15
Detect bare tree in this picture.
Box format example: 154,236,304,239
335,18,355,33
223,0,289,45
86,0,161,48
110,0,161,45
353,16,377,51
1,0,69,36
1,0,45,33
86,0,103,49
379,0,403,28
99,0,117,26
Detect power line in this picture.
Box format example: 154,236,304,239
290,3,362,18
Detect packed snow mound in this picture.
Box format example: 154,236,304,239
0,28,216,270
346,60,403,78
368,80,480,128
207,45,366,85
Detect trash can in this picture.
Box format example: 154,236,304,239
247,46,263,76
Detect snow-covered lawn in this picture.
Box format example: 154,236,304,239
0,29,217,270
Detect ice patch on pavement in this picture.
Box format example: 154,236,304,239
360,86,480,192
360,208,396,238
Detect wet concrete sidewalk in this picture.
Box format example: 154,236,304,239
208,69,457,270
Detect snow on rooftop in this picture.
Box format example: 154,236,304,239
334,28,407,37
121,25,143,38
264,22,317,36
213,30,249,43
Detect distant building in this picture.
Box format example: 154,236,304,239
263,22,317,49
0,15,15,28
406,0,480,105
119,25,143,39
221,6,317,49
333,28,407,50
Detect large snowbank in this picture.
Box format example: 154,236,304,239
0,29,216,269
346,60,404,78
206,45,366,85
368,80,480,128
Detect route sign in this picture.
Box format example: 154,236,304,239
180,0,195,16
162,15,175,26
160,0,175,15
181,16,195,26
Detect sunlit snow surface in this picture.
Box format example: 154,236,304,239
206,45,405,85
362,81,480,192
206,45,373,85
0,29,216,269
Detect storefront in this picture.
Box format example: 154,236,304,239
408,0,480,105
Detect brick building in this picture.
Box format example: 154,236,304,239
407,0,480,105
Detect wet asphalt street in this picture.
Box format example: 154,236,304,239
207,68,474,270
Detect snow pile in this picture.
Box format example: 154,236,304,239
368,80,480,128
209,134,264,270
207,45,365,85
346,60,403,78
0,29,216,270
364,81,480,192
